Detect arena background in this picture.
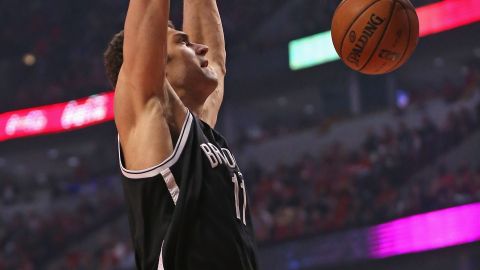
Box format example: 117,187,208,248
1,0,480,269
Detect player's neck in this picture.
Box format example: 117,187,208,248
180,96,204,117
174,91,202,117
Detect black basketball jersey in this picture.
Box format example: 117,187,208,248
118,111,258,270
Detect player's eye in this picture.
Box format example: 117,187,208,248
180,37,191,46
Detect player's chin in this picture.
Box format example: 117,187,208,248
203,66,217,77
202,67,218,84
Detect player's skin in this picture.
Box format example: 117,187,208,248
114,0,226,170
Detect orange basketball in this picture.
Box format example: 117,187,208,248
331,0,419,75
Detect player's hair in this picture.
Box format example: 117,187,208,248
104,21,176,87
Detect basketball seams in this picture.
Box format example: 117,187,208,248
387,0,412,73
338,0,383,59
359,0,397,72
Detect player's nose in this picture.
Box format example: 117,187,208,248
195,44,209,56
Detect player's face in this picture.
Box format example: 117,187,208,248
165,28,218,103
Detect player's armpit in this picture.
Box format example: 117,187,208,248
116,80,187,171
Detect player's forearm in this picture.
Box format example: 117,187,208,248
183,0,226,74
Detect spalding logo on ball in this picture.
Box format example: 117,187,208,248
331,0,419,75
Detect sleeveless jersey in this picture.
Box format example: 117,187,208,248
118,111,258,270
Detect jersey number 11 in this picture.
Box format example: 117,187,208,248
231,173,247,225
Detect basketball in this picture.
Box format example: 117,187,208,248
331,0,419,75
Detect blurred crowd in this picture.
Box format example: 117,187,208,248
0,173,123,269
247,102,480,242
50,221,134,270
236,62,480,148
0,0,124,112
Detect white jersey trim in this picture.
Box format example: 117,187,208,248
157,241,165,270
118,110,193,179
161,168,179,204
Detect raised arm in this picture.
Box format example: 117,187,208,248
183,0,226,127
114,0,186,170
118,0,170,112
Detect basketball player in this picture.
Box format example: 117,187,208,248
103,0,258,269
